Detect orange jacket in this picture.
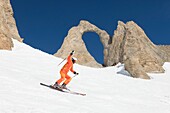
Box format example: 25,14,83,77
60,55,75,74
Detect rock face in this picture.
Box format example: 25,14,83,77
55,20,169,79
0,0,22,50
157,45,170,62
54,20,110,68
106,21,169,79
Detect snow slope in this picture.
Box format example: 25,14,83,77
0,39,170,113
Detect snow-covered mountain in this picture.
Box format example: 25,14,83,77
0,40,170,113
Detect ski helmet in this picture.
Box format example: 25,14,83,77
72,57,77,63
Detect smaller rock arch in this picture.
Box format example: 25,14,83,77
54,20,111,68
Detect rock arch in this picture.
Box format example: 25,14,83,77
54,20,111,68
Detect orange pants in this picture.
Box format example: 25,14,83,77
56,71,72,85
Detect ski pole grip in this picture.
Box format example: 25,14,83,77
72,50,75,54
70,50,75,55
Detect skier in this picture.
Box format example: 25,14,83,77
53,50,79,89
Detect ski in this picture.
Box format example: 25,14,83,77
40,83,64,92
67,90,86,96
40,83,86,96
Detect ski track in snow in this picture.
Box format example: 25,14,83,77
0,39,170,113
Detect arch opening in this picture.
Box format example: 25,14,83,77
82,32,104,65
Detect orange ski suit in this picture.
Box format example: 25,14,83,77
56,54,75,85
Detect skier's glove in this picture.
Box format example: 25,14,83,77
70,50,75,56
74,71,79,75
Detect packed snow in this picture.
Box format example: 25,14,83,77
0,39,170,113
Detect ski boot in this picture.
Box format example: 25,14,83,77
52,82,61,89
61,83,69,90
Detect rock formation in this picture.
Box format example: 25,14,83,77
54,20,110,68
105,21,169,79
55,20,169,79
0,0,22,50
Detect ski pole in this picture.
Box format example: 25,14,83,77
58,50,75,66
58,58,66,66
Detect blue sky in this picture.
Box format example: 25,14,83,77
11,0,170,64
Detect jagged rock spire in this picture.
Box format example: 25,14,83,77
107,21,168,79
